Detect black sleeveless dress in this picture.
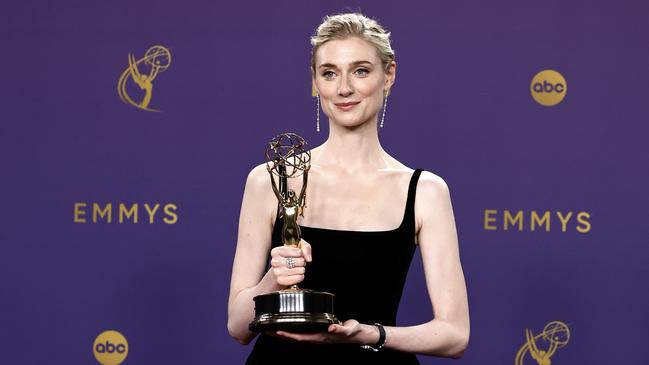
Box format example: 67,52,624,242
246,169,424,365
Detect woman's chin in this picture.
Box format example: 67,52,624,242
330,116,374,129
333,122,366,130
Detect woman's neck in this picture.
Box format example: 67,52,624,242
312,120,390,173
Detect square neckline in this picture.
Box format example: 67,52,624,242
298,222,403,234
294,169,421,234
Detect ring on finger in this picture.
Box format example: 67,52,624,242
286,257,295,269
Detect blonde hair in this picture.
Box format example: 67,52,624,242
310,13,395,72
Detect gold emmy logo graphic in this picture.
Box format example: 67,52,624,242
93,330,128,365
118,45,172,112
515,321,570,365
530,70,567,106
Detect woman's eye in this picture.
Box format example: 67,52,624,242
322,71,335,79
354,68,369,76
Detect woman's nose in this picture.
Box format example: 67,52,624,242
337,75,354,97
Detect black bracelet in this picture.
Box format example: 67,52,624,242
360,323,386,352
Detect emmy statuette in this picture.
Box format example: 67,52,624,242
249,133,340,333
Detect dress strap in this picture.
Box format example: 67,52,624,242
403,168,424,230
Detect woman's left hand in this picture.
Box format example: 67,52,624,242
274,319,378,345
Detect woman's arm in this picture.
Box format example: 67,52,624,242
382,171,470,357
227,164,313,345
276,171,470,358
227,164,278,344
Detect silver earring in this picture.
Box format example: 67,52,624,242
316,94,321,132
380,94,388,128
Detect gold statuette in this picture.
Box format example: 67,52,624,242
249,132,340,333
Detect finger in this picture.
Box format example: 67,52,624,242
273,266,306,276
277,331,323,342
275,331,297,341
276,331,305,341
270,257,306,268
300,239,313,262
329,323,349,335
276,274,305,286
271,246,304,258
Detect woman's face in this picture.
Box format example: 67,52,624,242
313,37,395,130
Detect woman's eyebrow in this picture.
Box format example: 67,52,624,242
317,60,374,69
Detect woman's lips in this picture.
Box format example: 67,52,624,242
334,101,360,111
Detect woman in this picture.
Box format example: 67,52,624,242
228,13,469,364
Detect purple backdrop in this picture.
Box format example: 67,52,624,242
2,0,648,364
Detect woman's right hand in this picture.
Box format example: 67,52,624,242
269,239,312,286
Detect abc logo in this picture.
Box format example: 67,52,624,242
530,70,567,106
93,330,128,365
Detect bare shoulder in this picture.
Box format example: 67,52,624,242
385,156,449,195
245,162,271,190
242,163,277,227
414,171,453,233
417,170,450,198
393,160,449,196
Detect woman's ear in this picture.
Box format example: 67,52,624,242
385,61,397,93
311,66,319,97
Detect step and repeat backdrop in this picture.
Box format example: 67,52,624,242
2,0,648,364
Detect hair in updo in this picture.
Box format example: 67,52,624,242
310,13,395,72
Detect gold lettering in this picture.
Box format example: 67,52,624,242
119,203,138,223
93,203,112,223
144,203,160,224
576,212,591,233
74,202,87,223
484,209,497,230
555,211,573,232
163,203,178,224
530,211,550,231
504,210,524,231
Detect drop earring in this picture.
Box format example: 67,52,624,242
312,81,321,133
315,94,321,132
380,90,389,128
